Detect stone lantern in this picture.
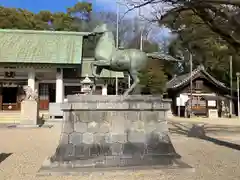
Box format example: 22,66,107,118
80,74,93,94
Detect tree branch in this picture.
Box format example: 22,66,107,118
206,4,240,30
193,7,240,51
159,6,192,22
133,0,240,7
194,0,240,6
122,0,163,19
134,0,240,51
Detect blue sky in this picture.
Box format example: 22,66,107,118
0,0,115,13
0,0,171,42
0,0,133,17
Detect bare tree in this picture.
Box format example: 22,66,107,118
123,0,240,51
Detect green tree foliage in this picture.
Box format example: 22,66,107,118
161,9,240,87
0,7,36,29
135,40,168,94
0,2,96,57
67,1,92,20
139,58,168,94
0,2,92,31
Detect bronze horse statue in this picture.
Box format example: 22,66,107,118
91,24,180,96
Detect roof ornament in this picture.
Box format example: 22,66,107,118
198,64,205,71
80,74,93,84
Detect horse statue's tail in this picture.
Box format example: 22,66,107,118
146,52,182,62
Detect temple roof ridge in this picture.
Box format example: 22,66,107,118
166,64,229,91
0,28,91,36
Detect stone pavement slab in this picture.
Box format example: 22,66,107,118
0,122,240,180
169,116,240,126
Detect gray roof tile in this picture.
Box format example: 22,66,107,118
166,65,229,90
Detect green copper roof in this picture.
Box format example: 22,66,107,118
82,58,124,78
0,29,91,64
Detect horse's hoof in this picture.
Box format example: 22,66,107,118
123,92,129,98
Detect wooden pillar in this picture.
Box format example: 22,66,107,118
0,84,2,111
56,68,63,103
17,85,25,110
28,68,35,91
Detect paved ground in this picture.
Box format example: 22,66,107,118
169,116,240,126
1,123,240,180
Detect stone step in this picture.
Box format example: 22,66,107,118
0,111,53,124
0,114,21,123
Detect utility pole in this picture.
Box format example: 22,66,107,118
116,2,119,49
237,72,240,119
189,52,193,117
139,7,143,51
230,56,233,117
115,2,119,95
128,75,131,88
116,0,131,91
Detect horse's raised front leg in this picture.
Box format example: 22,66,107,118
123,70,140,97
91,60,110,78
91,62,101,78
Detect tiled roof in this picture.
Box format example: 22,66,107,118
166,65,229,90
0,29,91,64
81,58,124,78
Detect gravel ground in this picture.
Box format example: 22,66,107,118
1,123,240,180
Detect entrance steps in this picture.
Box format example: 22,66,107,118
0,111,51,124
0,111,21,124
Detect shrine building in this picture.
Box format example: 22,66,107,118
0,29,123,111
166,65,236,118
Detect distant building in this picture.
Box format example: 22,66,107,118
166,65,236,118
0,29,123,111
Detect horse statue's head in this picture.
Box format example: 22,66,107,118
92,23,109,35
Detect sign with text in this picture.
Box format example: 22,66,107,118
177,94,189,106
208,100,216,107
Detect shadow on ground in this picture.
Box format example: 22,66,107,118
0,153,12,163
169,121,240,151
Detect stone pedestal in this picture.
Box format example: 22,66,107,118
20,100,39,125
39,95,188,175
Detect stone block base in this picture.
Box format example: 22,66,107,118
39,95,186,175
38,154,193,176
51,136,178,161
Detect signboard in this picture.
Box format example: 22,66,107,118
177,94,190,106
180,94,189,104
208,100,216,107
176,97,185,106
176,97,181,106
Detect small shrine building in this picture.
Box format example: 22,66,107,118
166,65,236,118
